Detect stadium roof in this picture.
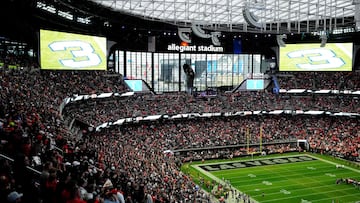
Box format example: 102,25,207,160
91,0,356,33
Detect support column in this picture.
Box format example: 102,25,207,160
354,0,360,31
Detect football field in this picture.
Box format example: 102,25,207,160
192,154,360,203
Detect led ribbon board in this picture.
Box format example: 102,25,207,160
279,43,353,71
40,29,107,70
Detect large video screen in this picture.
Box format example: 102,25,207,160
279,43,353,71
40,29,107,70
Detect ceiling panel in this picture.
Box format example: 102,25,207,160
91,0,355,32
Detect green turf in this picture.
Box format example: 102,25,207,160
191,154,360,203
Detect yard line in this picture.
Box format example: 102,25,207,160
228,166,352,179
251,183,353,197
232,176,330,188
227,168,350,185
260,187,357,202
248,181,341,194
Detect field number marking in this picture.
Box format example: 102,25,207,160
262,181,272,186
325,173,336,177
248,174,256,178
280,189,291,195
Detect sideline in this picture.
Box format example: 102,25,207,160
191,164,259,203
190,165,222,203
306,154,360,174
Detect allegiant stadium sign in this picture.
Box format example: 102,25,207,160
167,43,224,52
199,155,317,171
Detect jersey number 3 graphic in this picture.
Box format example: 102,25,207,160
49,40,102,68
287,48,345,70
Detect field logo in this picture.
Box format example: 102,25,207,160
199,155,317,171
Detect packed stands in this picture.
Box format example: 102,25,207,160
276,72,360,90
0,56,359,203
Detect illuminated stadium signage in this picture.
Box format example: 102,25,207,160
279,43,353,71
167,43,224,52
40,29,107,70
199,155,317,171
124,79,151,92
246,79,264,90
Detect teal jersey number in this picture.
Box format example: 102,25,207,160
287,48,344,70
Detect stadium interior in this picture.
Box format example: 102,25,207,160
0,0,359,202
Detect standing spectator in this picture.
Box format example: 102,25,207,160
183,64,195,95
12,153,38,203
66,185,87,203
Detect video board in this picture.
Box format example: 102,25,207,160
40,29,107,70
279,43,353,71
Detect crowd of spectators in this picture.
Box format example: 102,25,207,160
0,57,359,203
54,114,359,202
276,71,360,90
0,66,132,203
0,52,38,70
83,115,359,160
64,91,360,127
